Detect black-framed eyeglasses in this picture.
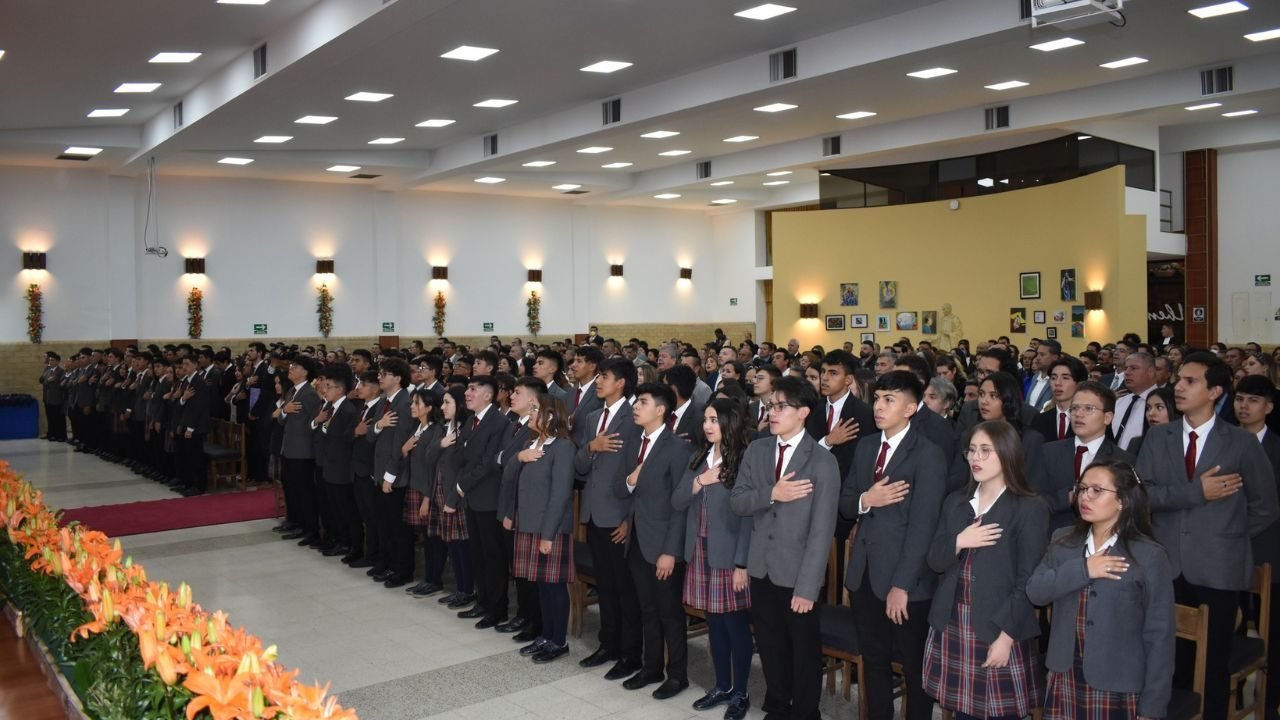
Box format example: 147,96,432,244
763,402,803,412
1074,483,1119,500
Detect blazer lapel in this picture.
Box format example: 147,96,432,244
881,429,916,481
786,434,815,480
605,402,632,435
1194,422,1231,479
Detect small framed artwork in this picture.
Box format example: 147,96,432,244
850,314,869,328
1052,310,1066,323
1046,326,1059,340
1071,321,1085,338
1019,272,1041,300
840,283,860,307
876,314,891,332
1010,307,1027,333
1071,305,1085,322
921,310,937,335
879,280,898,309
825,314,846,332
896,311,918,331
1033,310,1046,324
1060,268,1077,301
860,332,875,343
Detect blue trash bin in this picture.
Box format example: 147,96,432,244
0,394,39,440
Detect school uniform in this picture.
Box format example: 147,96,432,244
1252,427,1280,719
174,372,211,495
1028,531,1176,719
317,396,362,557
454,402,513,623
923,487,1050,720
1032,436,1134,530
1031,405,1074,443
498,418,541,635
403,421,445,577
569,378,604,446
510,437,577,653
668,398,704,446
40,364,67,440
278,381,323,538
371,387,415,582
349,397,380,565
432,421,474,599
807,390,875,594
247,360,277,482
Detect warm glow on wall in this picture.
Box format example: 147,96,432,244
18,231,52,253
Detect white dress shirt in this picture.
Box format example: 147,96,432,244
1073,433,1105,478
627,425,666,494
1085,532,1119,557
969,484,1007,517
1182,415,1217,469
1111,385,1153,452
818,391,850,449
858,424,910,514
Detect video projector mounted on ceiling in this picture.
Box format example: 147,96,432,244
1031,0,1124,28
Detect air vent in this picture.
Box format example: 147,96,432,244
253,43,267,79
172,101,184,130
696,161,712,180
769,48,798,82
56,154,92,161
1200,65,1234,96
350,173,381,179
483,133,499,157
984,105,1011,130
562,189,589,195
822,135,842,157
1019,0,1032,19
602,98,622,125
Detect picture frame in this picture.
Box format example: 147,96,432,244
825,314,846,332
1019,272,1041,300
1033,310,1046,324
1071,305,1085,322
896,311,918,331
860,332,875,343
1053,310,1066,323
879,280,898,309
1060,268,1077,301
1010,307,1027,333
1046,326,1059,340
840,283,860,307
876,314,891,332
850,313,869,329
921,310,937,335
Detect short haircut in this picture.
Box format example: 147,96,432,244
249,342,268,354
493,372,517,394
1039,339,1062,356
358,370,380,387
515,376,548,397
106,348,123,360
662,364,697,401
757,364,782,381
379,357,412,388
1237,375,1275,399
1049,356,1087,383
1182,351,1232,398
473,350,499,370
1073,380,1118,414
929,376,958,408
292,355,319,380
1127,350,1155,368
351,348,374,365
876,370,925,404
535,349,563,373
197,348,215,360
468,375,498,399
893,354,934,383
323,365,354,393
636,382,677,415
773,375,817,409
821,349,859,375
979,347,1019,376
577,345,604,367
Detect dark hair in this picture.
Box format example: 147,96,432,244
515,376,547,398
1070,379,1116,414
893,354,934,384
291,355,319,381
979,371,1026,429
691,399,752,488
1062,461,1155,550
821,349,858,376
1146,385,1180,423
322,364,354,393
1182,351,1232,400
1049,356,1087,383
535,349,564,374
442,384,471,427
468,375,498,400
577,345,605,367
599,357,637,399
757,364,782,381
358,370,380,387
532,395,572,444
963,420,1035,497
979,348,1019,377
248,342,268,355
1039,339,1063,356
379,357,411,388
493,372,517,395
350,348,374,365
662,364,697,402
1236,374,1276,399
473,350,499,373
773,375,817,409
876,370,925,404
410,388,445,425
636,382,677,415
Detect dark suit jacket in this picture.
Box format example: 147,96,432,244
957,398,1035,433
1032,437,1134,530
279,383,322,460
806,393,875,482
614,429,691,564
927,489,1049,643
455,403,512,512
947,423,1045,493
913,406,958,464
498,422,534,521
575,401,641,528
1030,406,1074,444
1136,418,1279,590
671,400,705,446
176,374,211,434
840,426,948,601
350,399,377,478
673,460,753,569
570,383,604,446
249,361,276,419
405,423,445,495
511,439,578,538
372,389,415,488
318,398,361,484
1027,532,1175,718
730,433,840,602
1252,429,1280,577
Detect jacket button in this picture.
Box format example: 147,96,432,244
1086,620,1093,626
1090,590,1097,597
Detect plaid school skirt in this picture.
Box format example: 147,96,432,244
682,500,750,614
426,477,468,542
1044,584,1138,719
512,528,575,584
403,488,431,529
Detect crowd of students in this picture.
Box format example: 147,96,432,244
34,326,1280,720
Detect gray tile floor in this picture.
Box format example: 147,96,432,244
2,439,872,720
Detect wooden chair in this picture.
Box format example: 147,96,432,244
1230,563,1272,719
204,419,247,492
569,490,598,637
1168,602,1211,720
820,540,864,711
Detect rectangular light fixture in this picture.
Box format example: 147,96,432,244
763,180,790,186
1185,102,1223,110
149,52,202,63
985,80,1029,90
734,4,796,20
295,115,337,124
115,82,161,93
711,198,737,205
602,162,633,169
522,160,556,167
1189,1,1249,18
527,269,543,282
218,157,254,165
475,176,506,183
754,102,797,113
577,146,612,154
217,0,271,4
88,108,129,118
441,46,499,61
799,303,819,319
710,181,734,186
345,91,393,102
474,98,517,108
654,193,681,199
1084,291,1103,311
1099,56,1148,69
907,67,956,79
1245,28,1280,41
552,184,582,191
724,135,759,142
1223,109,1258,117
836,110,876,120
326,165,361,172
368,137,404,144
977,177,995,188
610,264,624,277
432,266,449,280
767,170,792,176
1029,37,1084,52
63,146,102,156
680,267,693,280
184,258,206,274
641,130,679,139
1077,135,1093,140
581,60,633,73
254,135,292,143
658,150,691,156
416,118,455,127
315,259,335,274
22,251,47,271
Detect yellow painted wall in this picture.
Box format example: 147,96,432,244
772,166,1147,355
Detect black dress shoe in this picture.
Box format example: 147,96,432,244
512,628,541,643
271,523,293,533
692,688,734,711
623,671,665,691
383,574,411,589
495,617,528,634
724,694,750,720
475,616,507,630
405,581,430,594
347,558,375,569
519,639,549,657
365,565,388,577
411,582,442,598
322,545,350,557
340,552,363,565
604,659,642,681
579,647,618,669
281,531,306,540
447,593,476,609
297,535,321,547
457,606,487,619
437,591,460,605
532,643,570,664
652,679,689,700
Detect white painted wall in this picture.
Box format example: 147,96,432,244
1218,145,1280,344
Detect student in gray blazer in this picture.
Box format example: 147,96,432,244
455,376,515,626
40,352,67,441
315,367,363,563
730,377,839,720
1136,352,1280,720
370,358,416,586
1028,462,1175,720
497,378,546,641
277,357,323,541
534,349,570,403
568,345,605,445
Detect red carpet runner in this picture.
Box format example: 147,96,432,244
59,489,279,537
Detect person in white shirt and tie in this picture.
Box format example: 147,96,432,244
1025,340,1061,412
1111,352,1157,454
1030,357,1085,443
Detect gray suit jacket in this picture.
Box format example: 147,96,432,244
575,401,641,528
730,433,840,602
406,423,445,494
372,389,415,487
279,383,322,460
692,378,712,408
570,384,604,446
1027,531,1175,718
41,366,66,405
499,422,534,521
614,429,691,564
673,460,754,569
1136,418,1279,590
513,439,577,539
1032,438,1134,530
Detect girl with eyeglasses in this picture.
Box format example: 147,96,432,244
431,385,476,609
1027,462,1175,720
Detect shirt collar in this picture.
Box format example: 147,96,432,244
706,447,723,469
778,427,806,447
1074,433,1105,455
969,484,1007,516
881,423,910,450
474,403,493,423
641,424,665,444
1258,427,1269,443
1085,532,1119,557
386,387,402,404
329,396,345,410
673,398,691,420
1183,414,1216,439
602,396,627,418
293,381,308,392
827,391,850,413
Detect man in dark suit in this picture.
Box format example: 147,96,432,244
245,342,277,483
345,371,382,568
892,355,958,462
277,356,325,545
197,349,224,420
731,376,840,720
455,375,514,627
1024,339,1061,411
661,364,704,445
1030,356,1086,443
415,355,446,402
370,358,416,587
1033,381,1134,530
174,356,211,497
315,366,361,561
1136,352,1280,720
839,371,946,720
1111,351,1158,453
40,352,67,441
569,345,605,445
615,383,692,700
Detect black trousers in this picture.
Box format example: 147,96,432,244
1265,581,1280,720
176,432,207,491
280,458,318,535
503,527,540,628
1174,576,1238,720
628,545,688,682
851,579,933,720
44,403,66,440
313,467,331,541
751,575,823,720
68,405,83,443
246,417,272,482
129,419,145,462
586,522,642,663
376,485,413,577
323,482,362,550
467,508,508,620
352,474,381,563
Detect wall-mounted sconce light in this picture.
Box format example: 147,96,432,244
610,264,624,277
315,259,335,274
1084,291,1103,311
22,251,47,270
184,257,206,274
680,267,693,280
799,303,819,319
527,269,543,283
432,266,449,280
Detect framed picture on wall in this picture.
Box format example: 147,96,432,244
1019,272,1041,300
850,314,869,328
1053,310,1066,323
921,311,937,334
860,332,875,343
1060,268,1077,301
876,315,891,332
1033,310,1046,324
1010,307,1027,333
840,283,860,306
896,311,918,331
825,314,846,331
1046,326,1059,340
1071,305,1085,322
1072,321,1085,338
879,280,898,309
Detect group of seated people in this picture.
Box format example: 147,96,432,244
35,327,1280,720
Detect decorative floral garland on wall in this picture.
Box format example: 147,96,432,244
26,283,44,344
317,284,334,338
526,290,542,337
187,287,203,339
433,291,447,337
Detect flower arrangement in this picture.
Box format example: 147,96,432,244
187,287,203,340
317,284,334,338
26,283,44,344
526,290,541,337
432,291,447,337
0,461,359,720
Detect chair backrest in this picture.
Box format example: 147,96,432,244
1253,563,1273,648
826,540,838,605
1175,602,1210,698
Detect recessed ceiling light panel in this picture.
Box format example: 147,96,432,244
64,146,102,156
217,0,271,4
522,160,557,167
149,52,202,63
1099,56,1148,69
441,46,499,61
254,135,292,143
654,193,681,199
218,157,254,165
767,171,792,176
295,115,337,124
327,165,361,172
709,180,734,186
836,111,876,119
1185,102,1223,110
734,4,796,20
475,176,506,184
1223,109,1259,117
368,137,405,144
88,108,129,118
641,130,680,139
474,98,517,108
658,150,691,156
1029,37,1085,52
416,118,455,127
580,60,633,73
754,102,797,112
577,146,613,154
724,135,759,143
1245,27,1280,41
763,180,790,186
552,184,582,191
345,91,393,102
984,80,1029,90
1189,1,1249,19
710,198,738,204
602,162,633,169
115,83,161,93
906,67,957,79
